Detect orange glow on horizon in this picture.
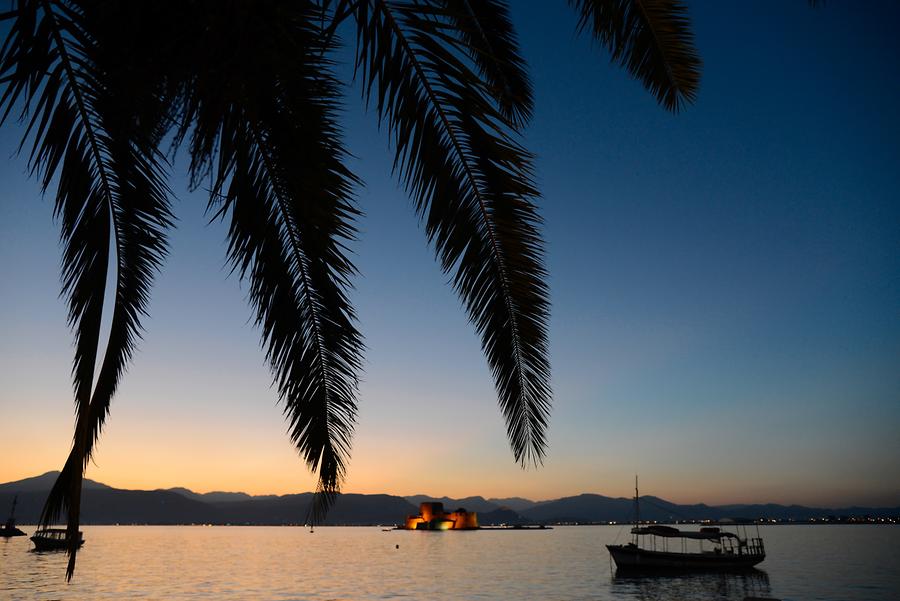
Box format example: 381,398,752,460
1,390,897,508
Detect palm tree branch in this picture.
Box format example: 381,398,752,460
570,0,701,111
0,1,174,579
249,123,335,407
378,2,530,433
246,121,342,470
377,4,513,295
42,0,112,206
23,1,115,578
176,1,362,521
217,119,359,521
633,0,698,100
444,0,533,126
354,0,551,465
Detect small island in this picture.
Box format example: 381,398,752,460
403,502,478,530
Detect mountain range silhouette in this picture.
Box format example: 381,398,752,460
2,472,896,526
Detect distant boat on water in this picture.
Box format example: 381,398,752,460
30,528,85,551
606,478,766,571
1,496,26,537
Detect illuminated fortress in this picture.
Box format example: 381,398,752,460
403,502,479,530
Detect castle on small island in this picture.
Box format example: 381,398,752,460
403,502,479,530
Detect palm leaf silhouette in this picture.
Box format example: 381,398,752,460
351,0,551,465
570,0,701,111
169,0,363,523
443,0,534,127
0,0,172,578
0,0,711,578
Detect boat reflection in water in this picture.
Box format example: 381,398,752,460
611,569,773,601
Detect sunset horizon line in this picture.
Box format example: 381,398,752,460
4,469,897,510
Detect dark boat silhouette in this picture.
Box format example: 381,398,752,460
1,496,26,537
607,478,766,571
30,528,85,551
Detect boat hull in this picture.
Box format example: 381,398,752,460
1,526,26,537
607,544,764,571
30,536,85,552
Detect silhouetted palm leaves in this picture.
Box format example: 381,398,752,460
1,0,702,577
570,0,700,111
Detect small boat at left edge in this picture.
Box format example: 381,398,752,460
1,496,26,537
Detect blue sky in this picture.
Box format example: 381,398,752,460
1,1,898,506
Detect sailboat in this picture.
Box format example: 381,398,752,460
606,478,766,571
1,496,26,537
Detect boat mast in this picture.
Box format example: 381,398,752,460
633,475,639,544
4,495,16,528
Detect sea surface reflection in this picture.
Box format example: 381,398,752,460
611,569,771,600
1,524,897,600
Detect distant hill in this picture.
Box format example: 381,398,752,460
164,487,278,504
519,494,900,523
1,474,417,526
1,488,215,525
479,507,531,526
2,473,897,526
403,495,543,515
487,497,538,512
210,493,417,525
0,471,110,493
520,493,636,523
404,495,500,513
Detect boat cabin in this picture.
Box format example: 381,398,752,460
30,528,85,551
630,523,765,557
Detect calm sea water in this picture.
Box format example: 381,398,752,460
1,525,897,600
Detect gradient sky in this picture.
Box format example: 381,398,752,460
1,2,898,507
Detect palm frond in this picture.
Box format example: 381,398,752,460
172,0,363,520
570,0,701,112
443,0,533,127
77,0,174,454
0,0,172,578
352,0,551,466
0,4,114,567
